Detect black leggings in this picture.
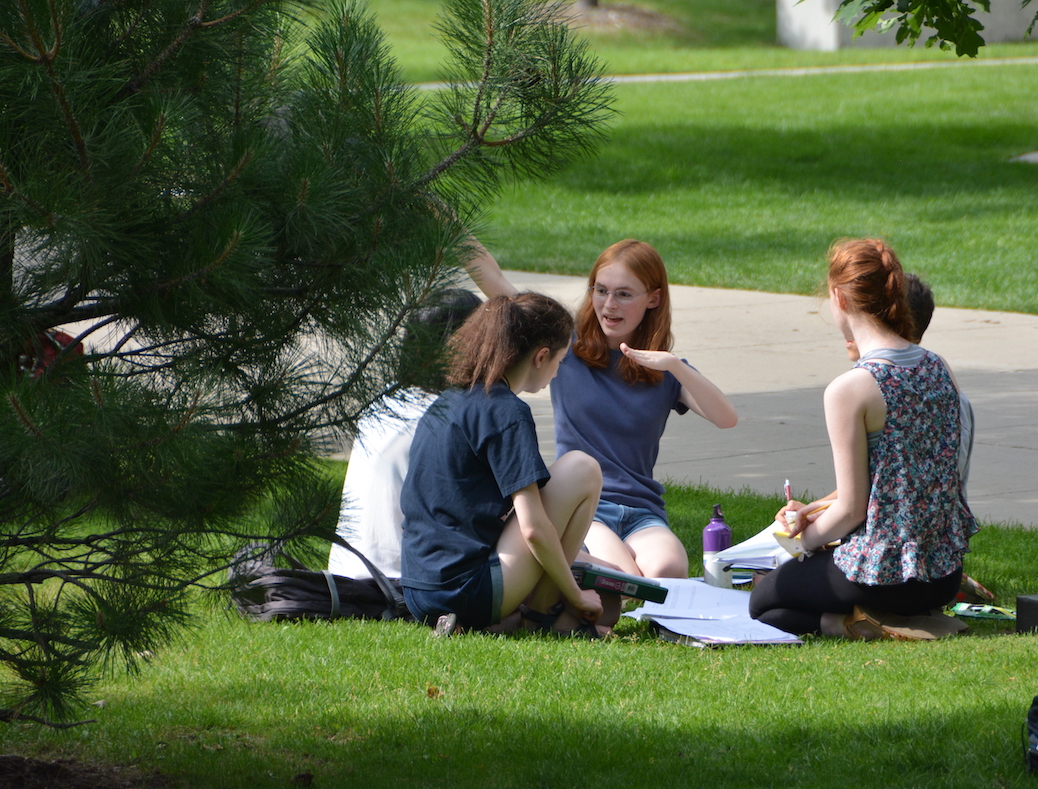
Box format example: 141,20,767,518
748,551,962,636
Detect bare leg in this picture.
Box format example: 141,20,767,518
486,610,522,634
582,522,641,576
496,451,602,618
624,525,688,579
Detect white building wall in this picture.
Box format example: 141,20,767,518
777,0,1037,50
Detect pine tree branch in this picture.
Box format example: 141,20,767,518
25,584,58,664
472,0,496,135
229,279,431,429
161,233,242,289
121,0,264,95
114,3,148,46
0,709,96,729
416,139,479,190
418,0,506,188
11,0,92,182
198,0,265,30
23,298,121,330
138,391,201,447
58,315,123,365
477,94,508,141
0,160,55,223
132,112,168,177
1,219,12,308
0,628,96,651
122,0,210,95
7,394,43,439
0,568,113,588
174,151,253,224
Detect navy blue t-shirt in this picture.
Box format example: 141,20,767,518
400,383,549,591
550,349,688,520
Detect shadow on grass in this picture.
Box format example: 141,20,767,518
491,109,1038,309
132,694,1032,788
560,119,1038,202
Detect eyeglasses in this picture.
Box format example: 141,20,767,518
588,285,647,305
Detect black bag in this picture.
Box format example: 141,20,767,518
228,536,412,622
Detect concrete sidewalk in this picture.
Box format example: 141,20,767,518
506,270,1038,529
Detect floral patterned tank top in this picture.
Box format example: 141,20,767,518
833,345,979,585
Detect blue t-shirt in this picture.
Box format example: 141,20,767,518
400,383,549,591
550,349,688,520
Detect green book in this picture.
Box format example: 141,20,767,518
571,562,669,604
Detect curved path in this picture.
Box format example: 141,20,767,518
507,270,1038,529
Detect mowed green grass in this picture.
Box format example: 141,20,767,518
342,0,1038,314
483,64,1038,314
1,482,1035,789
4,613,1034,789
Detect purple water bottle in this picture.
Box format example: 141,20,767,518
702,504,732,587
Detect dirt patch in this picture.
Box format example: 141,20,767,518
559,1,685,33
0,754,168,789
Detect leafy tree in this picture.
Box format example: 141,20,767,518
0,0,612,723
834,0,1036,56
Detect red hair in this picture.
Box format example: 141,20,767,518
828,238,915,341
573,239,672,386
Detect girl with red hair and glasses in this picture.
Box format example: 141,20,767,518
550,239,738,579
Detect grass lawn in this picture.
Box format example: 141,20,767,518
342,0,1038,314
1,481,1035,789
484,63,1038,314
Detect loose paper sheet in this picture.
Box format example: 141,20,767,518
625,578,802,646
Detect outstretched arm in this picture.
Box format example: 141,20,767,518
619,344,738,428
462,236,519,300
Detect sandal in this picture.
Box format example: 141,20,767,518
520,603,600,639
844,606,887,640
519,602,565,633
567,618,602,640
844,606,968,641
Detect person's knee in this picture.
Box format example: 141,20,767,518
748,592,766,621
554,450,602,490
750,606,777,625
747,571,780,620
635,547,688,579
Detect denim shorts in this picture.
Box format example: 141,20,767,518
593,499,670,541
403,553,503,629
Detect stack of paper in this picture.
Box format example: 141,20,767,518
713,521,794,571
625,578,802,647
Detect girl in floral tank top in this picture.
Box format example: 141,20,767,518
835,346,978,585
750,239,978,640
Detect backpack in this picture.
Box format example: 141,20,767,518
228,536,412,622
